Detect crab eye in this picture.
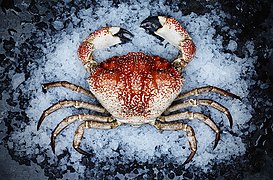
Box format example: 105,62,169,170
157,68,165,73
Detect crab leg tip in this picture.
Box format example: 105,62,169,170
50,135,56,154
74,147,92,156
225,91,241,100
42,84,48,93
182,151,196,166
213,133,220,150
36,124,40,131
227,113,233,128
37,115,45,131
236,95,242,101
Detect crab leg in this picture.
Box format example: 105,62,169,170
49,114,115,153
37,100,108,130
176,86,241,101
78,27,134,71
141,16,196,72
166,99,233,127
73,121,120,155
159,111,220,149
153,120,196,165
42,81,94,98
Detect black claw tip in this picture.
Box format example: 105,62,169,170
115,28,134,44
120,36,131,44
140,16,163,35
119,28,134,37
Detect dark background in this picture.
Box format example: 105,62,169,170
0,0,272,179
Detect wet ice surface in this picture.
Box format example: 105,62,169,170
0,0,271,179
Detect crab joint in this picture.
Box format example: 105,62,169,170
84,61,98,72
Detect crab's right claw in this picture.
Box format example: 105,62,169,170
140,16,163,36
140,16,192,49
141,16,196,71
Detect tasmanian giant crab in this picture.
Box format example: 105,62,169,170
38,16,240,164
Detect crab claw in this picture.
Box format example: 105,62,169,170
81,27,133,51
141,16,196,71
140,16,191,47
114,28,134,44
140,16,163,36
78,27,133,71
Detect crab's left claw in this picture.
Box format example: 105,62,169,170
114,28,134,44
78,27,133,71
141,16,196,72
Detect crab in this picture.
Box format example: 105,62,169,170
37,16,240,164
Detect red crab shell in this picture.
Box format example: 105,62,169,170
88,52,183,124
